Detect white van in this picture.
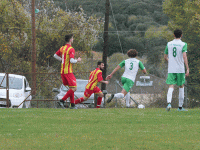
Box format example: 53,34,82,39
0,73,32,108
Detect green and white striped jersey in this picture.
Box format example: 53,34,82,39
165,39,187,73
119,58,145,82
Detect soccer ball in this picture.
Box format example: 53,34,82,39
138,104,145,109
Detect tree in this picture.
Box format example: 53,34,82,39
0,0,104,98
163,0,200,101
0,0,32,73
32,0,104,67
143,26,172,78
94,33,146,57
145,26,172,41
1,0,104,70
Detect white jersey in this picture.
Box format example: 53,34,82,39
119,58,145,82
165,39,187,73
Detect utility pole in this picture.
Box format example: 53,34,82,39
101,0,110,91
31,0,36,97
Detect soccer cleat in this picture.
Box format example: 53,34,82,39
178,107,188,111
107,94,114,103
70,106,77,109
166,103,171,111
57,100,65,109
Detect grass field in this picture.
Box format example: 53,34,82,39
1,108,200,150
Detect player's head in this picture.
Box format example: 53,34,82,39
127,49,138,58
65,34,74,43
174,29,182,38
97,61,104,70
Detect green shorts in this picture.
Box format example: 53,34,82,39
166,73,185,86
121,77,134,92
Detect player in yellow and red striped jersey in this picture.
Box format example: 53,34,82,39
54,34,81,109
75,61,109,108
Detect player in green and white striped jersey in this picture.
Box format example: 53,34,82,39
164,29,189,111
106,49,147,103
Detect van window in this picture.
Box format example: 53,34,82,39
0,76,23,89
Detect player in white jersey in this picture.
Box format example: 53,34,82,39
106,49,147,103
164,29,189,111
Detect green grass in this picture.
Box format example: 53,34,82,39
1,108,200,150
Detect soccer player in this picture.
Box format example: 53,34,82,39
74,61,109,108
106,49,146,103
164,29,189,111
54,34,81,109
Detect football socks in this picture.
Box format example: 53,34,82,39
75,97,84,104
179,87,184,107
125,92,130,107
96,97,102,108
114,93,124,99
167,88,174,104
62,89,74,101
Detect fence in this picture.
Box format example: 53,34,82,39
0,71,194,109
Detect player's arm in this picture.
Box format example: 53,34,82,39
106,60,124,80
164,54,168,62
182,43,189,76
69,48,81,63
106,65,121,80
183,52,189,76
142,68,147,74
110,65,121,76
99,80,109,84
164,44,169,62
54,49,62,61
98,72,109,84
70,57,81,63
54,54,62,61
139,61,147,74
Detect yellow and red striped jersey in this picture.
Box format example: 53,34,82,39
55,44,75,74
86,68,103,90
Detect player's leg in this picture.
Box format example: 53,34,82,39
166,73,176,111
57,74,69,108
75,88,92,105
62,87,76,101
177,73,187,111
125,92,130,108
166,84,174,111
65,74,77,108
68,86,77,108
96,93,103,108
94,87,103,108
58,74,77,109
59,87,75,108
75,95,88,104
107,90,125,103
178,85,185,111
60,74,74,101
107,77,132,103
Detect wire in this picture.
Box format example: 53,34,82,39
52,0,162,7
4,27,168,32
92,0,103,11
110,0,123,54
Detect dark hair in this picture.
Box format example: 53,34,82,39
65,34,73,42
127,49,138,58
97,61,103,66
174,29,182,38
